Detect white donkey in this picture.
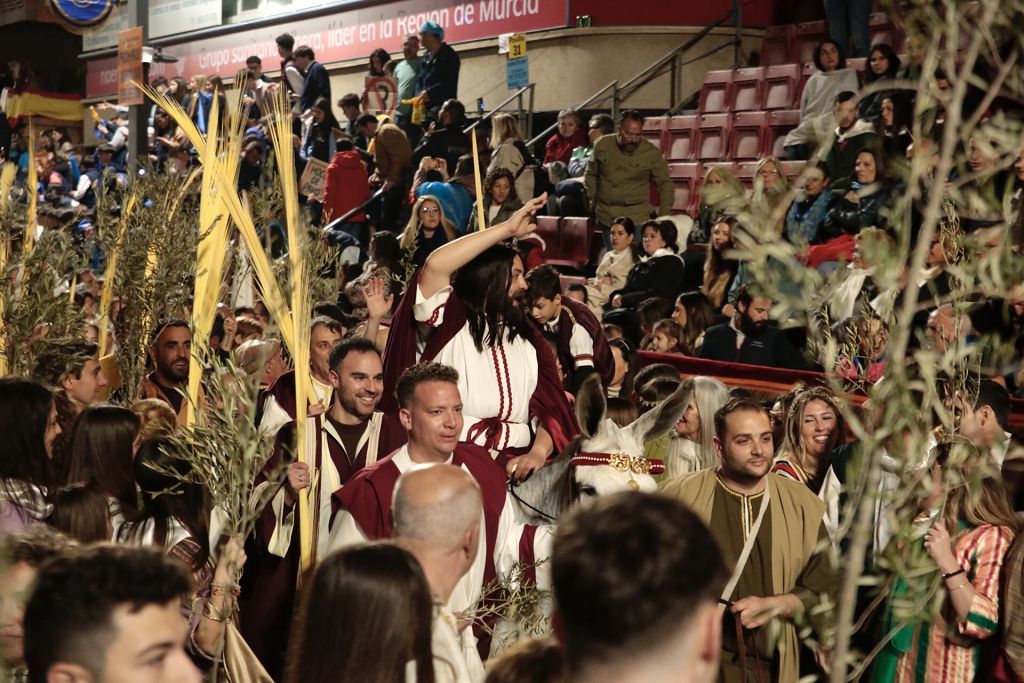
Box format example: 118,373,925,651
510,373,693,524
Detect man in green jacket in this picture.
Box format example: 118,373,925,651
584,109,674,247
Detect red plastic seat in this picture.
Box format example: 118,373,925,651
796,21,827,65
699,70,734,114
767,109,800,158
642,115,668,154
696,113,732,161
732,67,766,112
796,61,817,104
735,161,759,190
761,25,796,66
763,64,801,110
846,57,867,80
869,13,897,51
535,216,561,259
668,162,701,215
557,217,593,268
666,114,698,161
780,160,807,184
729,110,769,161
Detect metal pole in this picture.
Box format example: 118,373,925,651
669,56,678,113
516,90,524,138
733,0,742,68
128,0,150,177
611,83,620,121
526,84,534,140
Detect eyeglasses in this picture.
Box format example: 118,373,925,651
419,206,440,215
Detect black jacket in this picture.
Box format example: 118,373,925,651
611,253,685,308
699,322,807,369
821,183,893,239
417,43,460,109
413,124,471,172
300,61,331,113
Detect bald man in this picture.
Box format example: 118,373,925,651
394,464,484,683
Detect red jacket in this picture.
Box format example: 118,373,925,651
322,150,370,224
543,129,587,166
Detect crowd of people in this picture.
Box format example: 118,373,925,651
2,7,1024,683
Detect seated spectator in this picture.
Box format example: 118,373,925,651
700,286,807,369
750,157,791,237
585,217,637,316
813,148,895,269
412,98,470,172
399,195,457,269
606,338,636,399
603,323,624,340
879,96,912,161
650,319,685,354
568,113,614,179
958,129,1014,232
786,161,834,244
607,219,685,312
859,44,901,125
835,311,888,382
701,216,739,311
825,226,896,323
561,284,586,305
322,137,371,242
468,166,523,231
822,91,878,188
24,544,202,683
413,153,476,234
636,297,675,350
543,108,587,166
487,113,540,201
783,40,860,160
692,165,746,244
673,291,717,355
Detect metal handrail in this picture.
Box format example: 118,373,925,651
526,80,620,148
464,84,535,132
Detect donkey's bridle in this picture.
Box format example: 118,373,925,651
571,452,665,475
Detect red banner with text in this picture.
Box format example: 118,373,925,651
86,0,568,98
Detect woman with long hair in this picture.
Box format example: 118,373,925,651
487,113,537,201
701,216,739,310
772,387,848,534
468,167,523,232
873,438,1018,683
782,39,860,160
859,43,901,125
605,338,637,400
117,439,246,667
0,378,61,534
692,165,747,244
367,48,391,77
664,376,730,478
301,97,340,164
286,543,435,683
400,195,459,270
66,404,140,516
750,156,791,237
672,291,717,356
586,217,638,316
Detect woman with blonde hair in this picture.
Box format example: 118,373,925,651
750,156,791,237
400,195,458,269
772,386,847,534
691,165,746,244
487,113,538,201
874,438,1018,683
130,398,177,443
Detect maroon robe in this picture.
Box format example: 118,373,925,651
550,296,615,389
239,407,405,679
381,268,578,455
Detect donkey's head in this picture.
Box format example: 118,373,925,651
571,374,693,501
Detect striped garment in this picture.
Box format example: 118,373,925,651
893,523,1016,683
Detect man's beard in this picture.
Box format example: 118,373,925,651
160,361,189,383
340,391,378,420
739,312,768,337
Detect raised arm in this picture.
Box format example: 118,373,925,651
419,194,547,298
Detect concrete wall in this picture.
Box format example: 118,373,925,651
322,25,763,120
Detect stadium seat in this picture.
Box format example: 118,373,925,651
847,57,867,80
796,61,817,104
732,67,766,111
696,113,732,161
795,21,827,65
767,109,800,158
668,162,701,215
559,274,587,291
763,64,801,110
535,215,561,258
761,25,797,66
869,13,898,50
642,115,668,154
698,70,734,114
735,161,758,190
780,160,807,184
666,114,698,161
558,217,593,268
729,110,769,161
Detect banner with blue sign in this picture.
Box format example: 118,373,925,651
51,0,116,28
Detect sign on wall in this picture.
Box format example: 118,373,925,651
87,0,569,98
148,0,221,39
364,75,397,115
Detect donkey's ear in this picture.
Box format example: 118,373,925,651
575,373,607,439
628,378,694,445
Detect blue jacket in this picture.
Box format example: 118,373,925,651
300,61,331,113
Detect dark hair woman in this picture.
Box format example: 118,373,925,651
673,291,718,356
783,39,860,160
66,404,139,515
468,167,523,231
606,338,638,401
701,216,740,310
0,377,60,534
367,48,391,77
286,543,435,683
586,216,638,315
301,97,341,164
859,43,901,125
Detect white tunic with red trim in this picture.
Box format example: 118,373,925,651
415,284,540,451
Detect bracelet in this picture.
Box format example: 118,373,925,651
202,601,229,623
942,568,965,581
210,582,241,597
949,582,969,593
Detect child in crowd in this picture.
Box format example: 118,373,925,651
650,319,685,354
